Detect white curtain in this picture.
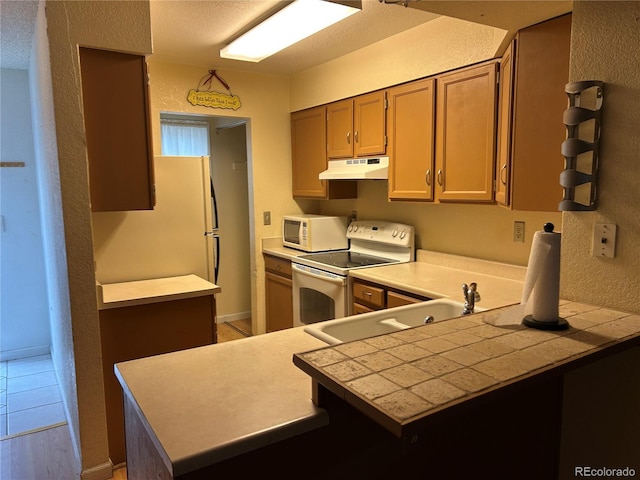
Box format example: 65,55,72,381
161,119,210,156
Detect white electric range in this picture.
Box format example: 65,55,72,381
291,220,415,326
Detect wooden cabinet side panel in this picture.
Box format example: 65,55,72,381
387,79,436,201
354,91,386,156
436,63,498,202
100,296,215,465
510,14,571,211
79,48,154,212
291,107,327,198
265,271,294,332
496,41,516,207
327,99,354,158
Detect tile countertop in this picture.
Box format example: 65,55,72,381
97,274,221,310
293,300,640,439
114,326,329,477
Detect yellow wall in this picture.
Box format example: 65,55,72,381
146,60,302,335
558,2,640,476
290,16,507,110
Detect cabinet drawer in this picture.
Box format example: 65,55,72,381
387,291,424,308
353,303,375,315
353,281,385,308
264,255,292,278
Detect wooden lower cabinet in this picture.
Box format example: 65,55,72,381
265,254,293,332
352,279,429,314
100,295,216,465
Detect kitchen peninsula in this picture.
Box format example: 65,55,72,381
114,260,640,479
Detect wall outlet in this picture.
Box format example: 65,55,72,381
592,223,617,257
513,221,525,243
263,211,271,226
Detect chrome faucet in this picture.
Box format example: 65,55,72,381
462,282,480,315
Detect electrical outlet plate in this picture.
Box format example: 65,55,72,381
592,223,617,258
513,221,525,243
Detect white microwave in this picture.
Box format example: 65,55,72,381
282,215,348,252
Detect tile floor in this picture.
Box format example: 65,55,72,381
0,354,67,438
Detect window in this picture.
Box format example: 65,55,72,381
160,118,210,156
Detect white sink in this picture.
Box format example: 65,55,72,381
304,298,486,345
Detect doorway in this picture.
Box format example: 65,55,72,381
160,113,253,329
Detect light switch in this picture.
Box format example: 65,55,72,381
592,223,617,258
263,211,271,226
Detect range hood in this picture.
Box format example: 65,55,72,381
319,156,389,180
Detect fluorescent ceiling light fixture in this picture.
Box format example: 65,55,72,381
220,0,361,62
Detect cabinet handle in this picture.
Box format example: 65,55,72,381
437,169,443,186
364,291,372,297
347,131,351,144
425,169,431,186
500,164,508,185
355,130,359,143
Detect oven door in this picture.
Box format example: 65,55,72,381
292,263,347,326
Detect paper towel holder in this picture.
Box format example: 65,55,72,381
523,315,569,331
523,223,570,331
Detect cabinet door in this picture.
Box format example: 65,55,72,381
435,62,498,202
387,291,423,309
508,14,571,211
495,41,516,207
100,296,215,464
291,106,328,198
354,91,386,156
327,99,354,158
387,78,436,201
265,271,293,332
79,48,155,212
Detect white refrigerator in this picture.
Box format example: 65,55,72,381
92,156,218,285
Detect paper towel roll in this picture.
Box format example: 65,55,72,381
522,226,561,323
488,223,561,327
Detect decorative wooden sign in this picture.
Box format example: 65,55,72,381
187,70,241,110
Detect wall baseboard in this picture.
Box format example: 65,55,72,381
0,345,50,362
217,311,250,323
81,460,113,480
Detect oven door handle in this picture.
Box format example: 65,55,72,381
292,263,346,285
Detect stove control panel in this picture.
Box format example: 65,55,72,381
347,220,414,247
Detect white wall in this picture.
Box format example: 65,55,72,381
0,68,50,361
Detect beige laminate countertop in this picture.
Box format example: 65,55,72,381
114,326,328,477
293,300,640,439
349,261,524,309
97,274,221,310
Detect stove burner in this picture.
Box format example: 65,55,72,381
299,251,396,269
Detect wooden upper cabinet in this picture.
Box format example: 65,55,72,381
327,99,353,158
353,91,387,156
291,106,356,199
79,48,155,212
387,78,436,201
495,42,515,206
496,14,572,211
327,91,386,158
291,106,327,198
435,61,498,203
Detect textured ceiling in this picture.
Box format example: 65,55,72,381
0,0,39,70
148,0,441,75
1,0,572,74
